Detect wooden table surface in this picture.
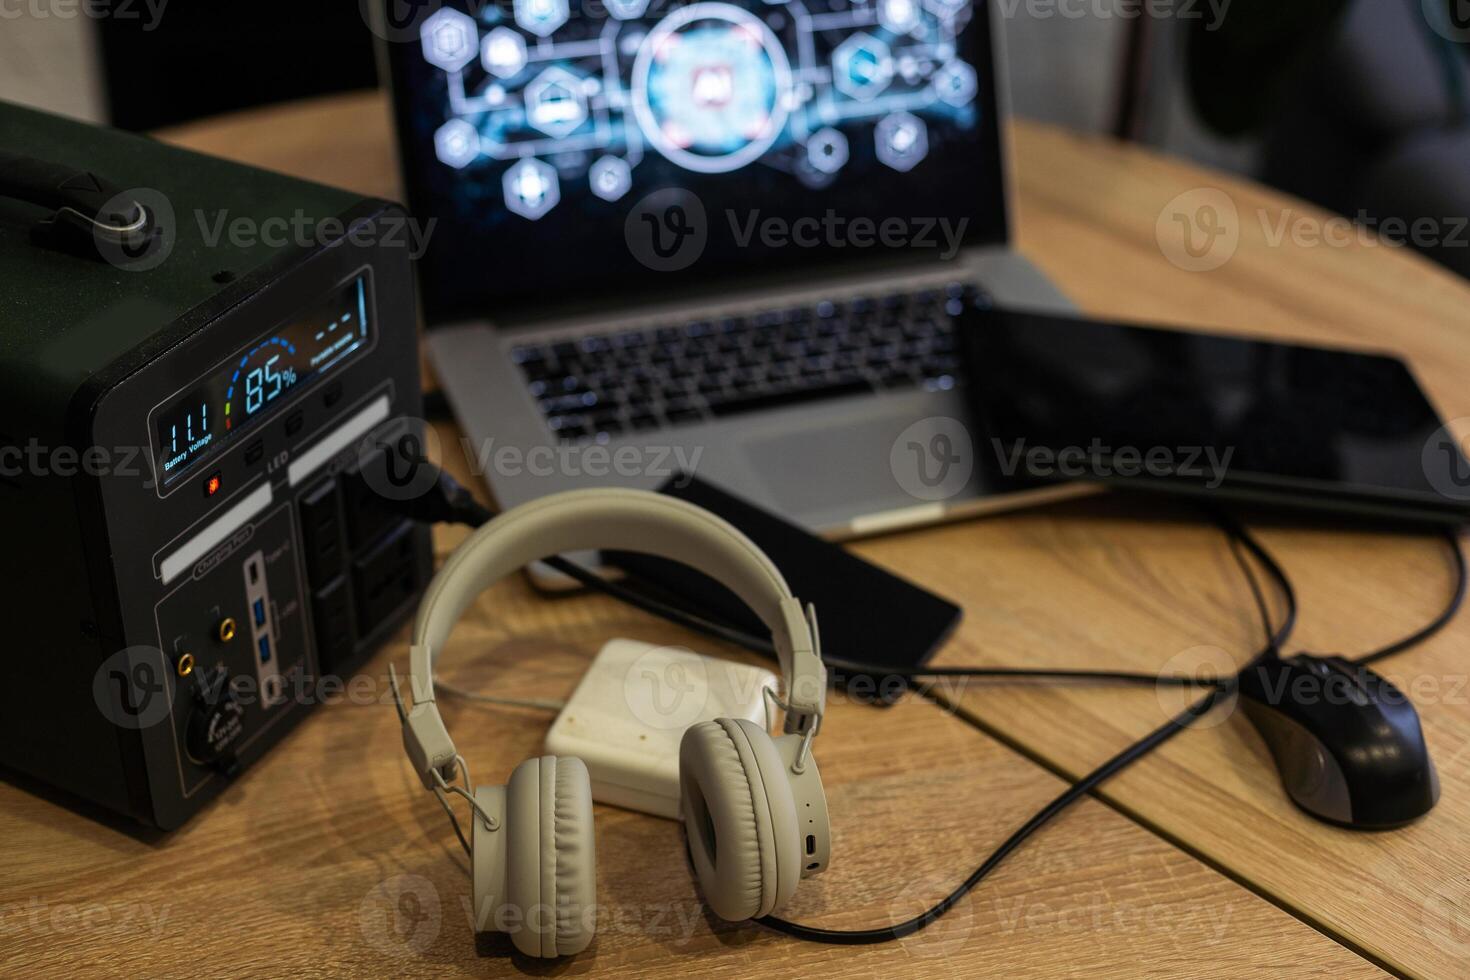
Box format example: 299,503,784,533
4,90,1468,979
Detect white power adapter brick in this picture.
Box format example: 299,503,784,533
544,638,778,819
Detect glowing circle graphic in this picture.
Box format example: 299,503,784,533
631,3,793,174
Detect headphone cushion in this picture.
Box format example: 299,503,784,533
550,756,596,955
679,718,799,921
505,756,596,957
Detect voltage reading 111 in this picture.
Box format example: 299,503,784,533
171,402,210,454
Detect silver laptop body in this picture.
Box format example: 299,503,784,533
385,0,1085,537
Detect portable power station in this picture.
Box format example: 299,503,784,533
0,102,432,829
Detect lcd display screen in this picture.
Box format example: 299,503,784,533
152,273,372,483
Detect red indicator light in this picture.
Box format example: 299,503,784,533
204,473,223,498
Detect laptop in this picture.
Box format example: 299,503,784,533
379,0,1082,537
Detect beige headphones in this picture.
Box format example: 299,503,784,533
392,487,831,957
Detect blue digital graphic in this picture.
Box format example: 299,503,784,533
417,0,980,220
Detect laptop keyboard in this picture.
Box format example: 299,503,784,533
512,282,988,442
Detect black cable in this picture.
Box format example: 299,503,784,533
760,515,1292,944
815,515,1294,689
1355,528,1467,666
1229,533,1275,649
1209,509,1297,653
399,457,1463,947
760,687,1223,943
416,476,793,659
400,462,1286,945
562,506,1453,945
762,520,1464,946
1210,515,1463,668
419,463,1238,689
820,658,1218,687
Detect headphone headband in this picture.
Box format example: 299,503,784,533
399,488,827,788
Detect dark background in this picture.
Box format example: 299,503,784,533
97,6,377,130
86,1,1470,283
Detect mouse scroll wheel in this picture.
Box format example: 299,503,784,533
1284,654,1332,675
1322,657,1373,704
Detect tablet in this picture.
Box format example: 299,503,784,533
959,306,1470,525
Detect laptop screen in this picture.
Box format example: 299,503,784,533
383,0,1010,322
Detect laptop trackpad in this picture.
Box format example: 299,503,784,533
740,415,916,519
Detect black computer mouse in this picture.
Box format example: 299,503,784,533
1236,653,1439,829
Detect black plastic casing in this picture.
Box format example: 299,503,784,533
0,102,431,829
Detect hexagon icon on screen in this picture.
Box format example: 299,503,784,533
503,158,560,220
807,128,848,175
515,0,569,37
434,119,480,169
604,0,650,19
482,27,528,78
876,112,928,172
934,60,978,107
878,0,922,35
834,34,893,102
590,156,633,201
420,8,478,72
525,67,588,138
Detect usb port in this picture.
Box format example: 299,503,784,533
253,598,266,626
258,635,271,663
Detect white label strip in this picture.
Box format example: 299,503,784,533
159,482,274,584
287,393,391,488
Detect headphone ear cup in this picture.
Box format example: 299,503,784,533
679,718,801,921
547,756,596,954
502,756,597,957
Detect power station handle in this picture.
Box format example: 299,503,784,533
0,152,158,260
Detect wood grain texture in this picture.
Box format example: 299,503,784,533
0,531,1379,980
910,123,1470,979
12,89,1455,977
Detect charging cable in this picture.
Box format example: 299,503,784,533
386,455,1464,944
395,460,1261,690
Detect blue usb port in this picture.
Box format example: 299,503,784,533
253,598,266,627
257,635,271,664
